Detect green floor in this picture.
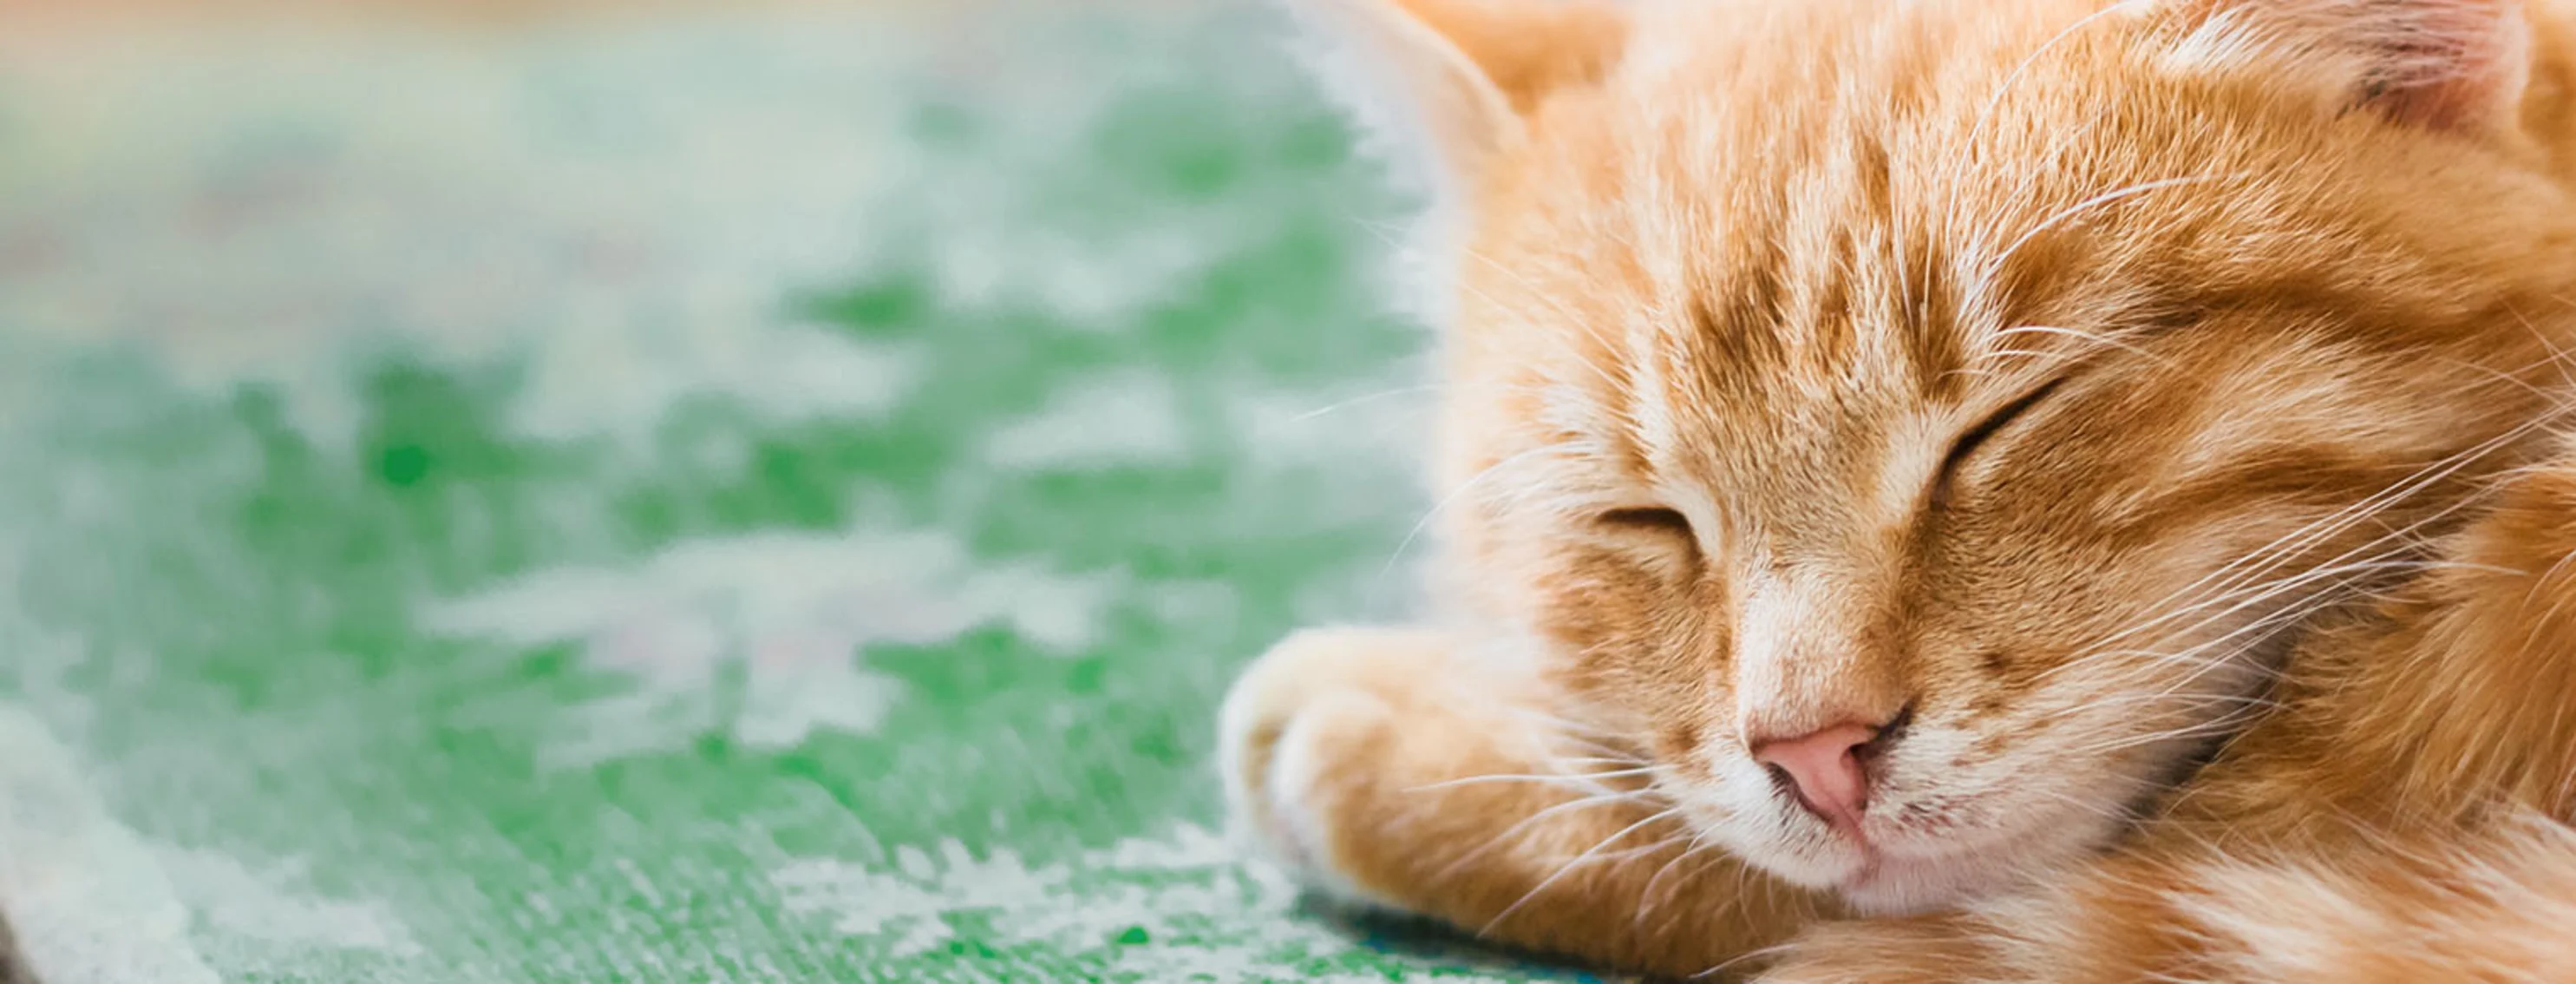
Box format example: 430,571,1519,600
0,4,1612,982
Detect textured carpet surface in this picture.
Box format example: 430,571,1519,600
0,3,1616,982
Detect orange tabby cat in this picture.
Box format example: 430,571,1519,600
1219,0,2576,979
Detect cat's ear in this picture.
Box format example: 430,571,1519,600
2155,0,2531,132
1284,0,1630,187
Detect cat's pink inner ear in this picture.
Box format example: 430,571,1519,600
2342,0,2531,131
2177,0,2534,132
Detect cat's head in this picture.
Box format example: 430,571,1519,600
1298,0,2576,912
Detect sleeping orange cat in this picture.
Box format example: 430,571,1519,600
1218,0,2576,979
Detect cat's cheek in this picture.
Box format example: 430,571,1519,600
1520,545,1706,691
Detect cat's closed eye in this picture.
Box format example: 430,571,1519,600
1931,377,2068,509
1597,506,1695,540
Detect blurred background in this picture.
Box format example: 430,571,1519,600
0,1,1609,981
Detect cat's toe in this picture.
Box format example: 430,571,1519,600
1218,626,1435,904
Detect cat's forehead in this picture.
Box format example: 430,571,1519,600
1491,0,2341,403
1536,4,2084,366
1450,0,2541,512
1458,2,2291,512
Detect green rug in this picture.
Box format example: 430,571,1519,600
0,4,1614,982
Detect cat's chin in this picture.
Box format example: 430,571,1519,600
1820,814,2117,915
1740,826,2063,915
1832,851,2018,915
1729,835,2011,915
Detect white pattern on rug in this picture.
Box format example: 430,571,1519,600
983,370,1193,472
771,823,1520,982
0,10,1246,449
157,847,419,957
0,705,220,984
0,705,418,983
425,527,1121,766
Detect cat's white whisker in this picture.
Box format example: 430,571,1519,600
2062,552,2470,679
1477,807,1684,937
2047,403,2573,677
1246,0,2576,972
1634,832,1728,934
1286,383,1444,424
1429,787,1665,889
1404,766,1664,793
1372,441,1571,587
1691,939,1803,980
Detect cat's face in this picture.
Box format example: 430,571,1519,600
1365,0,2576,912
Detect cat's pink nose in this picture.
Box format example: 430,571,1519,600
1749,722,1880,830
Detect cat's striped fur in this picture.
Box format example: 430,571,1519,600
1223,0,2576,979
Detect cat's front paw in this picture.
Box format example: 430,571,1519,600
1217,626,1443,906
1217,626,1817,977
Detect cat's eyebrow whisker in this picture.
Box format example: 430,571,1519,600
2536,539,2576,599
1983,324,2178,372
1956,113,2113,320
1968,172,2249,319
1487,312,1629,401
1954,345,2063,371
1425,250,1631,398
1961,0,2157,158
1939,0,2160,276
2478,454,2576,487
1988,172,2242,269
